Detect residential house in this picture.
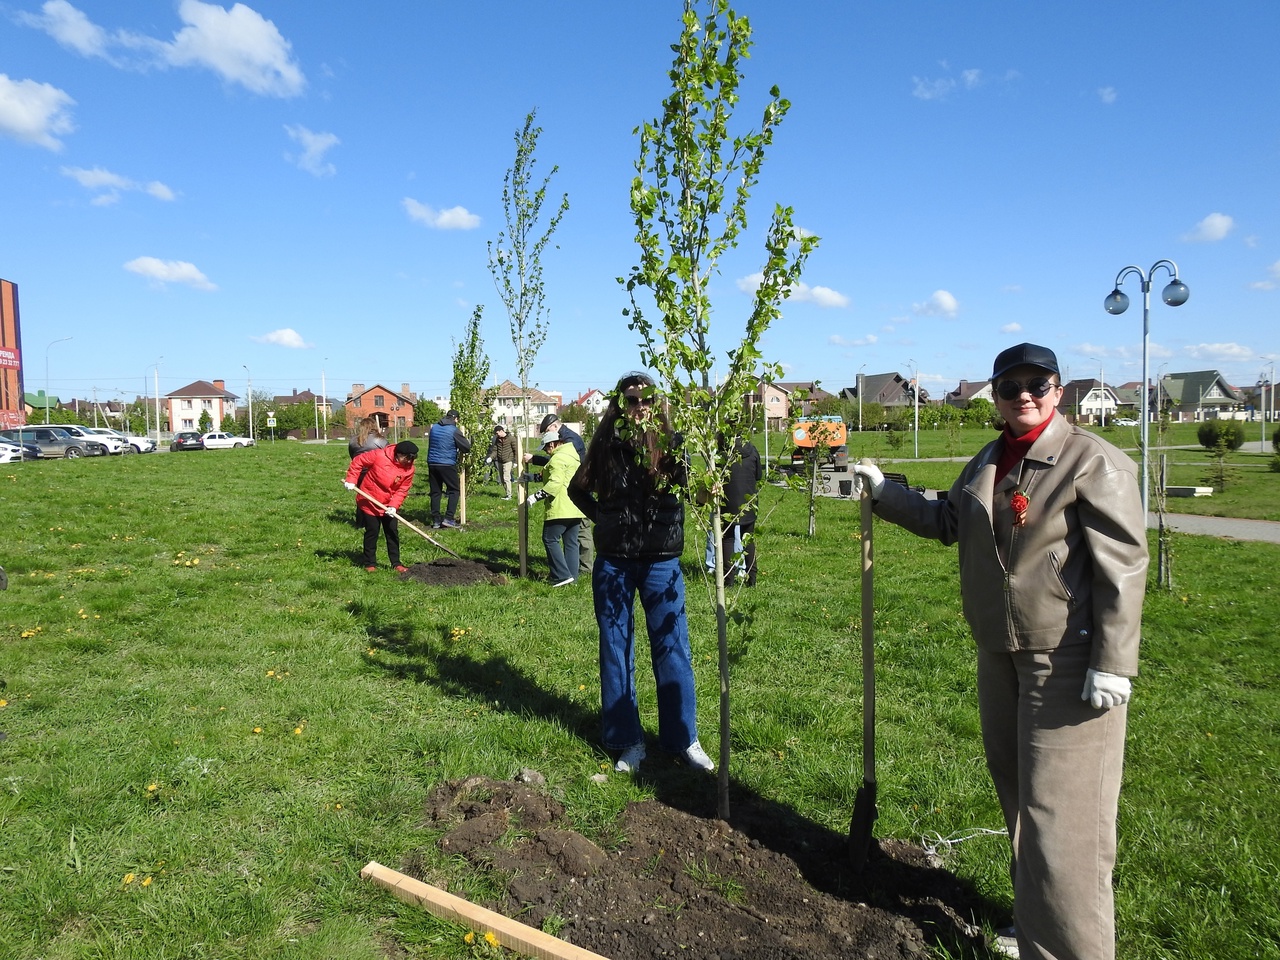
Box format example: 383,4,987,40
344,383,416,436
944,379,994,409
745,381,793,431
166,379,239,433
1060,379,1117,424
840,372,926,410
1158,371,1246,422
490,379,559,435
773,381,836,417
570,388,610,418
23,390,59,422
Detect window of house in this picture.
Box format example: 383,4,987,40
354,396,362,407
182,399,192,410
374,395,385,407
202,399,212,410
182,419,194,429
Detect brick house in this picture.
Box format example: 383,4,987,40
166,379,239,433
344,383,416,435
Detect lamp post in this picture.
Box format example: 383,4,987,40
44,337,73,423
321,360,328,441
1104,259,1190,517
243,365,253,441
153,358,163,444
905,359,919,458
857,363,866,434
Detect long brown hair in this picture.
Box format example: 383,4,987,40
577,372,674,489
352,416,382,447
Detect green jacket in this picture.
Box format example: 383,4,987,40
540,444,586,522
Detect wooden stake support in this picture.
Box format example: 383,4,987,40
360,861,610,960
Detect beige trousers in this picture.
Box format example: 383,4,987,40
976,643,1127,960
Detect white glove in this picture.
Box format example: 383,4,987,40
1082,668,1131,709
851,460,885,500
529,490,548,503
384,506,398,518
343,481,356,491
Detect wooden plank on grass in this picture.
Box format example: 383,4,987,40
360,861,611,960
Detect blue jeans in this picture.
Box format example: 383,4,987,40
592,555,698,753
542,519,580,583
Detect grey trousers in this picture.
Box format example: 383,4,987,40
976,643,1127,960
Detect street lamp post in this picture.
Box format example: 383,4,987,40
857,363,866,434
243,365,253,441
321,360,328,440
1104,259,1190,517
906,359,919,458
153,358,163,445
44,337,73,423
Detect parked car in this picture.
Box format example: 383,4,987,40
59,423,125,455
170,431,205,452
0,436,41,463
1113,417,1139,426
200,432,254,449
84,426,157,453
0,426,106,458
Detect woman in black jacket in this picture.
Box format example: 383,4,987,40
569,373,712,774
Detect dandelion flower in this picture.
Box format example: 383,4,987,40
485,932,500,947
464,932,475,945
147,783,158,793
266,670,275,677
123,873,136,885
294,727,303,735
253,727,263,734
141,876,152,887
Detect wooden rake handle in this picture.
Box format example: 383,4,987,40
351,486,462,560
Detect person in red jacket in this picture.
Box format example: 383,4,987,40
344,440,418,572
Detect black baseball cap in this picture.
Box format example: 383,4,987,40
991,342,1060,380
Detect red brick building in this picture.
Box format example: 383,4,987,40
1,279,24,429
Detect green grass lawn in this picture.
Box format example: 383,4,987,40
1,443,1276,959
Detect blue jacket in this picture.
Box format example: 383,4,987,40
427,418,471,465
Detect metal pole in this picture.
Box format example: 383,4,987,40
243,365,253,441
153,361,162,445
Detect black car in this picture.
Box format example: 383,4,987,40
170,431,205,451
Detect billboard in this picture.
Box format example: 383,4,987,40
1,278,25,429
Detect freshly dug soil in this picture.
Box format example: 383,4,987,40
398,558,507,587
402,775,998,960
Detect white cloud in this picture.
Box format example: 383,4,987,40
124,256,216,290
913,289,959,317
1269,260,1280,279
19,0,305,97
829,334,877,348
0,73,75,149
911,76,955,100
1248,281,1275,291
284,124,339,177
17,0,110,58
251,328,311,348
1182,212,1234,243
61,165,176,203
961,69,982,89
1097,86,1117,105
402,198,481,230
1184,342,1253,362
1001,322,1022,334
735,273,850,307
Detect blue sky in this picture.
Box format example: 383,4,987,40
3,0,1278,410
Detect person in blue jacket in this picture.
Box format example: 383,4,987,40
426,410,471,529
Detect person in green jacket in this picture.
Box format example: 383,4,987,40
530,429,586,586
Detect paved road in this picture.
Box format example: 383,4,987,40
1149,512,1280,544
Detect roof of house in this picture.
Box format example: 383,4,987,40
773,381,834,402
345,383,414,405
272,388,326,406
492,379,558,404
945,380,993,404
167,380,238,400
1160,370,1245,405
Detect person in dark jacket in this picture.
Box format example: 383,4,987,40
708,437,762,586
344,440,418,572
491,425,519,499
426,410,472,528
347,416,387,460
568,372,712,775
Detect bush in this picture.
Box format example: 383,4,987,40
1272,425,1280,455
1197,420,1245,451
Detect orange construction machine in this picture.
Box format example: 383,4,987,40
790,415,849,472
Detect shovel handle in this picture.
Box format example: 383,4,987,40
351,486,463,560
861,488,875,784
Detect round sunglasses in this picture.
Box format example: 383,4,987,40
995,377,1059,401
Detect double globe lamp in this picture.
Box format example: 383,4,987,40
1103,260,1190,517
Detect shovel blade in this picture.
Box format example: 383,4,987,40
848,779,878,871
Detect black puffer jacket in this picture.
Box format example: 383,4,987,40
569,437,686,560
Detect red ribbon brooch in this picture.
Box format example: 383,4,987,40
1010,490,1030,527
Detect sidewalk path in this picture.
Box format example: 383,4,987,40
1149,512,1280,545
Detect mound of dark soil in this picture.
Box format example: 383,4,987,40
403,775,995,960
398,558,506,587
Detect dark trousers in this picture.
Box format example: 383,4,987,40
358,511,400,566
428,464,460,521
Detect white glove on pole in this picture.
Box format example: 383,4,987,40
851,460,885,500
1082,668,1131,709
343,481,356,491
384,506,397,518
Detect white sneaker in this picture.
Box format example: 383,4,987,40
614,743,645,773
683,740,715,772
992,925,1019,959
